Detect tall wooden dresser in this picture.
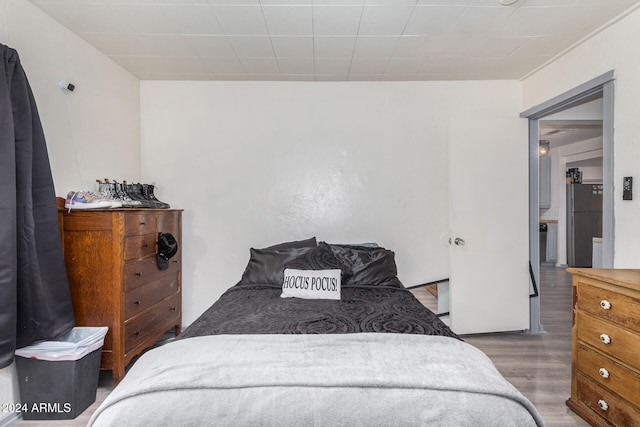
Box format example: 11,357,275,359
58,209,183,383
566,268,640,426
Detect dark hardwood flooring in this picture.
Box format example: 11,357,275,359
11,265,587,426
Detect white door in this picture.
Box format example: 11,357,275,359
447,113,530,335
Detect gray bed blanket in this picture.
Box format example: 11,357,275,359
89,333,545,427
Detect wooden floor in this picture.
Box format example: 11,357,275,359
11,265,588,426
412,266,589,427
469,266,589,426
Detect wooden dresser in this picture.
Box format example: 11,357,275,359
566,268,640,426
58,209,183,383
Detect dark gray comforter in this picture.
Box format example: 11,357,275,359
179,284,458,339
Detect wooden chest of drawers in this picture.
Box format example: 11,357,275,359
58,209,182,383
566,268,640,426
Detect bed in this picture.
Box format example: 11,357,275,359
89,238,544,427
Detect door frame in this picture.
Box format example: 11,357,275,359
520,71,615,333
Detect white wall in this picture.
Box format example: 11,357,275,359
0,0,140,418
523,5,640,267
140,80,525,328
1,0,140,197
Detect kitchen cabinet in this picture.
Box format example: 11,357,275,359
540,220,558,265
546,222,558,263
539,155,551,209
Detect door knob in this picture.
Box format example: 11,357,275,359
454,237,466,246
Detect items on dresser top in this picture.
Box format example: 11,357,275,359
64,191,121,209
566,268,640,426
58,208,183,383
64,179,170,210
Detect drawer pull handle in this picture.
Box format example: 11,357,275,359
600,333,611,344
598,399,609,411
599,368,610,379
170,307,177,311
134,300,141,305
142,244,149,248
135,272,142,277
600,300,612,310
134,331,140,337
140,221,146,225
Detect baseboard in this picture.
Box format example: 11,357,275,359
0,412,21,427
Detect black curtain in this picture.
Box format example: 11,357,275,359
0,44,75,369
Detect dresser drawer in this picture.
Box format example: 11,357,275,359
124,254,181,291
577,343,640,407
124,233,157,261
157,211,180,237
577,311,640,371
576,372,640,426
579,283,640,331
125,213,157,236
125,274,180,319
124,293,181,354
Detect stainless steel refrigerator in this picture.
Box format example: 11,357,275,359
567,184,603,267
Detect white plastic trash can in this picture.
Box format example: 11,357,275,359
14,326,108,420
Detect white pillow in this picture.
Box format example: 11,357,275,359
281,268,341,300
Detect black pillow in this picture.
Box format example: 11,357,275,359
238,244,340,286
322,242,403,288
263,237,317,250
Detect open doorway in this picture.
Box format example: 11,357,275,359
521,71,614,333
538,96,604,270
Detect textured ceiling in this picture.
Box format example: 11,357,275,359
28,0,640,81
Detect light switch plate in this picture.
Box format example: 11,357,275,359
623,176,632,200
